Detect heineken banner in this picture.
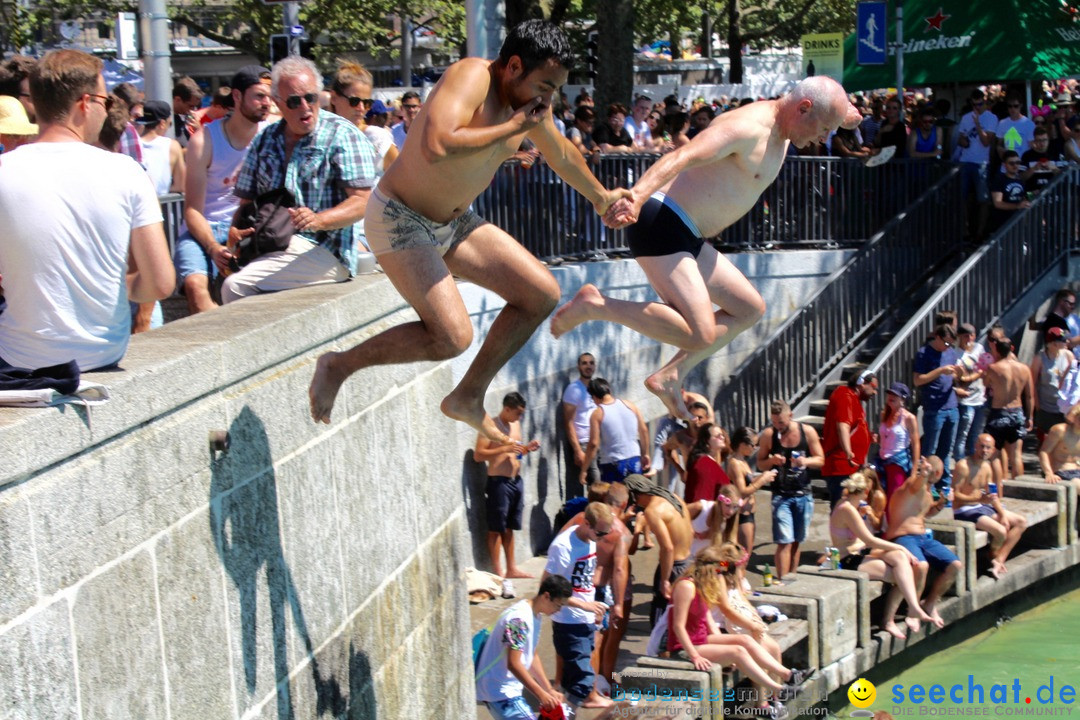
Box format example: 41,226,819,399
843,0,1080,88
801,33,845,82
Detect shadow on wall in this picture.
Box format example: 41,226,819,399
462,448,490,570
208,407,377,718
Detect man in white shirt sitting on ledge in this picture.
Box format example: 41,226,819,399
0,49,173,373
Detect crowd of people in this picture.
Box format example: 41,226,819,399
476,290,1080,717
1,30,1077,720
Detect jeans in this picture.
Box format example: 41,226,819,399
959,162,990,204
771,494,813,544
552,621,595,703
953,403,987,461
486,697,536,720
922,406,960,496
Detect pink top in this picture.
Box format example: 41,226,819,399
667,577,710,652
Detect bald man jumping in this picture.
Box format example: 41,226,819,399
551,77,861,418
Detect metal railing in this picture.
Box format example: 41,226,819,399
159,192,185,257
713,166,965,431
866,167,1080,405
473,156,956,261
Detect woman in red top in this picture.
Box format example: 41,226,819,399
684,423,731,502
668,544,812,713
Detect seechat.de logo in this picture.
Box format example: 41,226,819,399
849,678,877,716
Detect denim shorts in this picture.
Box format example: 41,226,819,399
771,493,813,544
174,221,230,284
485,697,536,720
893,533,959,571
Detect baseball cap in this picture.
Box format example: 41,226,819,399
886,381,910,400
136,99,171,125
1045,326,1067,343
958,322,976,336
0,95,37,135
365,99,389,119
230,65,271,95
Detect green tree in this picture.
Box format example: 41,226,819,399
0,0,466,68
724,0,856,82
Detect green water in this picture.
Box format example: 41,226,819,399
837,587,1080,716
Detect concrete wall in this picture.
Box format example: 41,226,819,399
0,250,848,719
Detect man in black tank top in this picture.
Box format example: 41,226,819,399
756,399,825,582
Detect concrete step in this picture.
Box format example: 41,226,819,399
799,415,824,433
839,362,867,381
808,399,830,417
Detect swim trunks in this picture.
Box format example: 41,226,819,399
986,406,1027,447
485,475,524,533
953,503,996,522
627,192,706,258
364,186,488,257
1058,469,1080,481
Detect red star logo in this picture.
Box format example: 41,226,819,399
924,7,950,31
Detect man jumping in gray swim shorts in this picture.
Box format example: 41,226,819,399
307,21,629,443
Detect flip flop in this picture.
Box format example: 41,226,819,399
864,144,897,167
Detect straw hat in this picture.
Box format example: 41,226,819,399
0,95,38,136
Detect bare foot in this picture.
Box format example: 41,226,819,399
550,284,604,338
921,603,945,629
581,691,615,708
440,391,504,443
884,620,907,640
904,616,922,633
645,370,690,420
505,568,534,579
990,559,1007,579
309,352,349,423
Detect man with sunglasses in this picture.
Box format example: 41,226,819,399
390,90,421,150
913,324,963,500
223,56,378,304
956,89,998,240
307,21,628,441
0,49,174,373
542,501,614,711
996,95,1035,161
990,150,1031,233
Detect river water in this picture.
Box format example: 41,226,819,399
835,585,1080,718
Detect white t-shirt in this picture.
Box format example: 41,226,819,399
0,142,162,370
475,599,540,703
957,342,987,407
545,527,597,625
624,116,652,147
996,116,1035,159
956,111,998,164
363,125,394,174
562,379,597,444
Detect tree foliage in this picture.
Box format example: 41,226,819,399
0,0,466,68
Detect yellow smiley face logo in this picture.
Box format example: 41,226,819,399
848,678,876,708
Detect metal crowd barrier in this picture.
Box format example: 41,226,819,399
714,166,965,431
158,192,185,258
474,155,957,262
867,166,1080,403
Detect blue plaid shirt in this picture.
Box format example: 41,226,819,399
235,111,377,275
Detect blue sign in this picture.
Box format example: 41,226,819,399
857,1,887,65
289,24,305,37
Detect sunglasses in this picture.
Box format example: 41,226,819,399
284,93,318,110
343,95,371,108
1009,103,1021,108
594,529,610,538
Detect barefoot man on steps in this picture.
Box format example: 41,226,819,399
550,76,861,418
308,20,629,442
